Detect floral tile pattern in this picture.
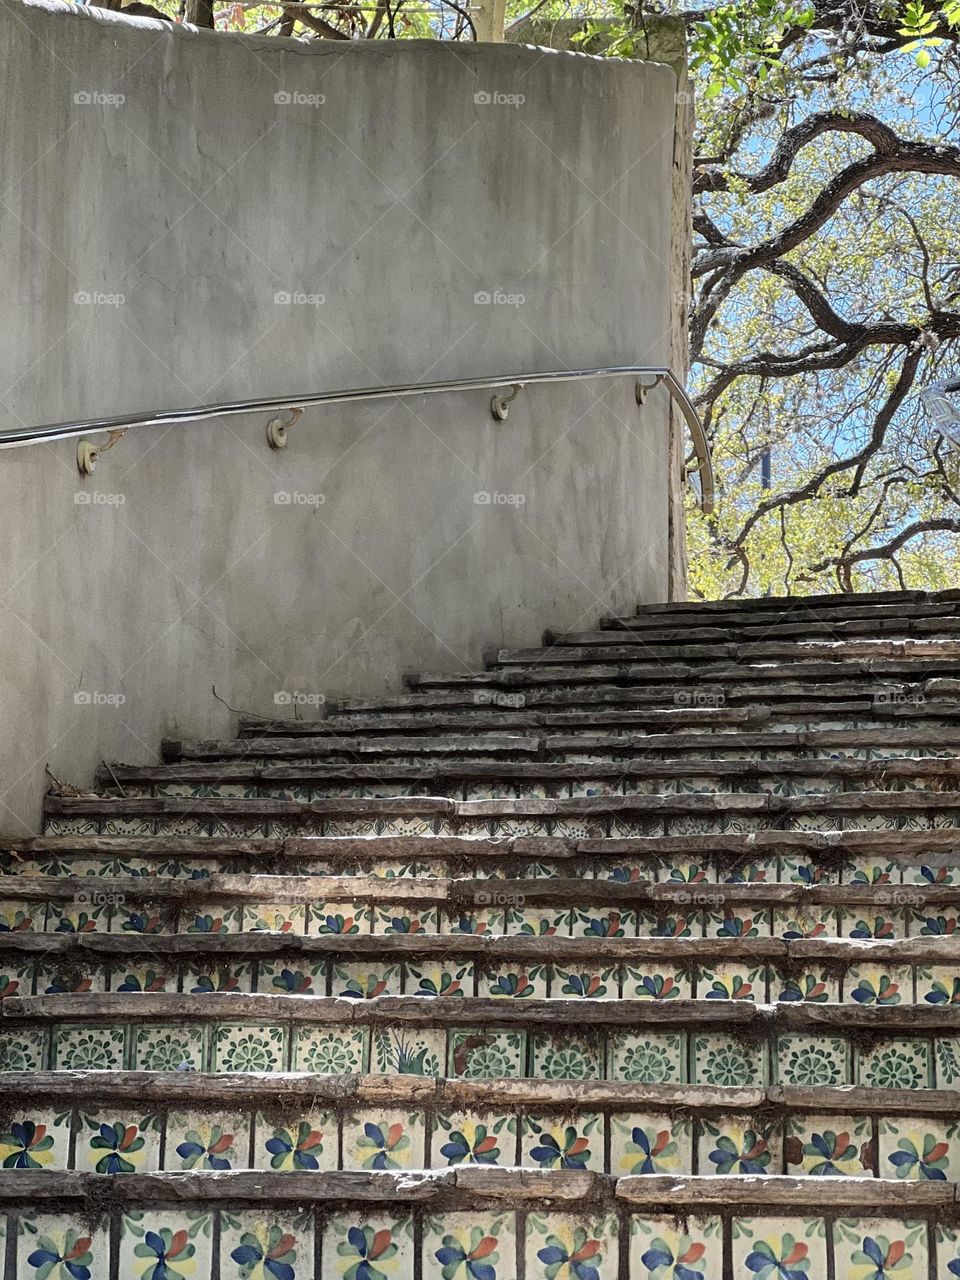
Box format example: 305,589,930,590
422,1212,516,1280
342,1110,426,1170
18,1213,110,1280
732,1217,827,1278
524,1212,619,1280
785,1114,874,1177
221,1210,314,1280
432,1112,517,1166
833,1218,927,1280
522,1113,603,1170
292,1026,367,1074
879,1118,958,1180
611,1114,691,1175
132,1023,205,1071
607,1032,685,1084
693,1033,766,1087
213,1023,287,1073
119,1210,214,1280
55,1024,126,1071
321,1213,415,1280
254,1111,336,1171
165,1110,252,1171
776,1034,849,1087
697,1115,779,1176
78,1112,162,1174
857,1039,933,1090
630,1215,723,1280
448,1029,526,1078
0,1111,71,1172
530,1032,603,1081
371,1026,445,1076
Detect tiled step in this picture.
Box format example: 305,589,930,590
94,755,960,800
4,992,960,1093
628,586,960,616
40,788,960,839
494,638,960,667
554,614,960,644
163,725,960,764
5,1070,960,1180
5,929,960,1003
0,1169,956,1280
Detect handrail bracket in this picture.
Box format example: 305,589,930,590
266,407,304,450
76,428,127,476
491,383,523,422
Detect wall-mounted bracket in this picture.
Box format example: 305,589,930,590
266,406,304,450
636,373,665,405
491,383,523,422
76,428,127,476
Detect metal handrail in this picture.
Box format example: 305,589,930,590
0,364,714,513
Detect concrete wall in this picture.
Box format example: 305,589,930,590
0,0,685,831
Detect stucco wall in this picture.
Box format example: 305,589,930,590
0,0,684,831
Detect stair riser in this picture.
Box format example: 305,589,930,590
2,1097,957,1180
0,1201,954,1280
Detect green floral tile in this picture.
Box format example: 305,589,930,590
213,1023,287,1072
55,1024,126,1071
77,1112,161,1174
733,1217,827,1277
119,1209,213,1280
523,1114,603,1170
531,1032,603,1081
607,1032,685,1084
422,1212,516,1280
524,1212,619,1280
331,963,400,999
785,1114,874,1177
776,1035,849,1087
936,1037,960,1088
319,1212,414,1280
221,1210,314,1280
405,960,473,997
630,1214,723,1279
258,960,327,995
698,1115,780,1176
371,1026,444,1075
254,1111,336,1171
0,1028,48,1070
913,910,960,937
693,1034,766,1086
857,1039,933,1090
164,1110,251,1171
341,1109,426,1170
293,1026,367,1073
110,900,176,935
612,1114,691,1175
0,1110,71,1171
879,1117,959,1180
18,1213,110,1280
780,856,836,884
133,1023,206,1072
449,1029,526,1078
833,1218,927,1280
432,1112,516,1166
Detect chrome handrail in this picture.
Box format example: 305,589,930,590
0,364,714,513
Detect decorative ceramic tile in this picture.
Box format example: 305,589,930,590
839,909,905,939
637,911,701,938
165,1110,251,1170
917,966,960,1007
857,1039,932,1089
111,900,177,934
0,1027,48,1070
45,898,108,934
371,1026,444,1075
77,1112,162,1173
504,907,571,937
0,1110,71,1171
110,964,174,993
18,1213,110,1280
183,962,255,994
55,1024,126,1071
341,1110,426,1170
611,1114,691,1175
182,903,243,933
523,1113,603,1170
133,1023,206,1071
374,905,439,934
292,1026,367,1073
331,963,400,998
524,1212,619,1280
623,966,692,1000
422,1212,517,1280
693,1033,766,1086
607,1032,685,1084
320,1213,414,1280
844,965,912,1005
776,1034,849,1087
879,1117,959,1180
0,961,33,1000
440,907,505,935
119,1210,214,1279
780,856,835,884
405,959,473,997
705,908,770,938
571,907,637,937
937,1037,960,1088
936,1224,960,1280
833,1219,927,1280
449,1028,526,1078
531,1031,603,1081
483,964,548,999
698,1115,779,1176
221,1210,315,1280
698,964,765,1001
432,1112,517,1166
912,909,960,936
732,1217,827,1277
213,1023,287,1072
773,907,835,939
258,960,327,995
772,968,838,1003
785,1114,874,1177
243,904,306,934
254,1112,336,1171
35,964,103,996
311,903,372,935
630,1214,723,1279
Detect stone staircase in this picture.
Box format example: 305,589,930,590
5,589,960,1277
